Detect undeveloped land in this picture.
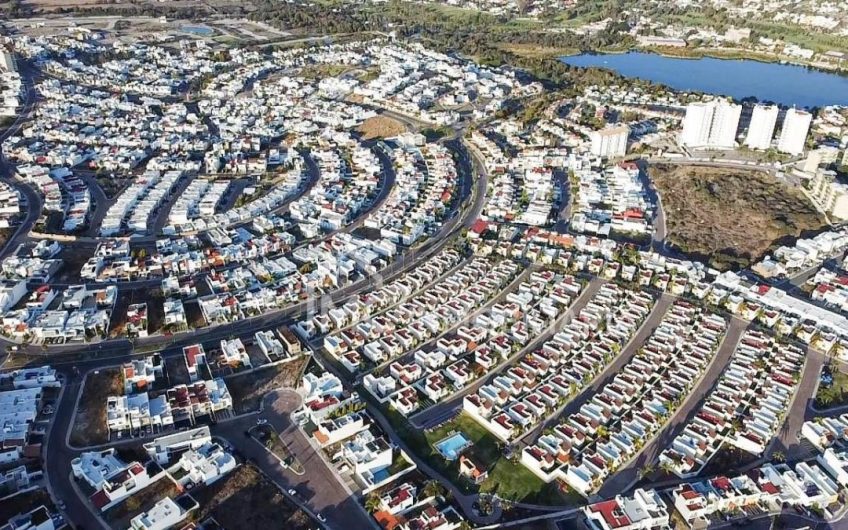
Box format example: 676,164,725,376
104,474,178,529
190,464,314,529
70,367,123,447
0,488,55,523
651,164,827,269
225,356,308,413
358,115,407,140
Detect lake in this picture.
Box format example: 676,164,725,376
561,52,848,109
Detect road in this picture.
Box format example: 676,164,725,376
771,345,828,462
213,390,377,530
0,60,42,260
35,115,490,530
43,370,109,530
409,277,607,430
77,173,111,238
597,316,749,497
516,294,676,449
646,156,784,176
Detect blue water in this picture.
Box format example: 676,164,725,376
434,432,471,460
181,25,214,36
561,52,848,109
370,467,391,483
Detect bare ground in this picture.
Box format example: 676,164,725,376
357,115,407,140
651,164,827,269
189,464,314,530
70,367,123,447
103,474,179,529
225,356,308,413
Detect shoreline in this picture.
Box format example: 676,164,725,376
560,46,848,77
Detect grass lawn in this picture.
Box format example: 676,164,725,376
70,367,123,447
393,410,567,505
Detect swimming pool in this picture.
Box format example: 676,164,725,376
181,25,214,36
434,432,472,461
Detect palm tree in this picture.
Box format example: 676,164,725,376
422,480,445,500
638,463,655,479
458,522,472,530
818,390,835,408
659,461,675,476
365,492,382,513
772,451,786,463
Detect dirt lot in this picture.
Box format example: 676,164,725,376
103,473,179,529
190,464,314,529
70,367,123,447
0,488,55,523
225,356,308,413
651,164,827,269
358,115,407,140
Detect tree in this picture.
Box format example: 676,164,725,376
422,480,445,500
365,492,382,513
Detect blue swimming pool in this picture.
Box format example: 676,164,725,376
181,25,214,36
434,432,471,461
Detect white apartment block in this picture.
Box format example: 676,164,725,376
744,105,779,150
590,126,629,158
680,101,741,149
807,170,848,220
777,108,813,155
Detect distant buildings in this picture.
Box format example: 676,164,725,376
680,101,741,149
744,104,779,150
590,125,629,158
778,108,813,155
0,50,15,72
807,170,848,220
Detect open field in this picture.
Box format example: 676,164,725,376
651,164,827,269
225,356,308,413
298,63,349,79
190,464,314,529
70,367,123,447
357,115,407,140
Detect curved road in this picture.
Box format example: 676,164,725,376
38,122,489,530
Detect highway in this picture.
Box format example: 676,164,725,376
37,115,490,530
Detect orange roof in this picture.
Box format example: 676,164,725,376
374,510,401,530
